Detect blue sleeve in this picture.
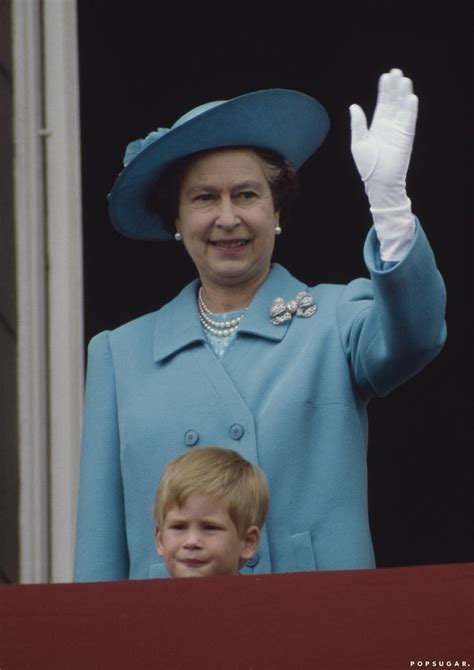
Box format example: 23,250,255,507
74,331,129,581
337,220,447,400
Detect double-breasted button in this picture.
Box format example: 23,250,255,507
184,430,199,447
229,423,244,440
246,552,259,568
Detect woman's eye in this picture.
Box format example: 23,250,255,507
193,193,214,203
238,191,257,200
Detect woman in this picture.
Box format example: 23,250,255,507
74,69,446,580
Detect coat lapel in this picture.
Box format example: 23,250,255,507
152,263,311,363
153,278,205,363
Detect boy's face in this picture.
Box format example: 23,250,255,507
155,494,259,578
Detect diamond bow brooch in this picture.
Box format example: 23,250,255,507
270,291,318,325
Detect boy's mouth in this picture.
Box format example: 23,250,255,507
179,558,207,566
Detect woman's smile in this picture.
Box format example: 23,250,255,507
211,239,250,249
210,238,251,255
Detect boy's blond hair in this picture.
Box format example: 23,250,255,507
154,446,269,537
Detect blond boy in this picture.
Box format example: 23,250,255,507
153,446,269,578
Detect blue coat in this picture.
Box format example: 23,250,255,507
74,224,446,581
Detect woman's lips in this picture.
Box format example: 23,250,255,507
210,239,250,252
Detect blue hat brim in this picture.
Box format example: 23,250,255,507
108,89,330,240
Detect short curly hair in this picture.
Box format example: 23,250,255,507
147,146,300,236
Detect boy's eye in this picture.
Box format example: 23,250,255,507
169,523,186,530
203,524,222,531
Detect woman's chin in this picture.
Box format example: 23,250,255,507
203,259,271,290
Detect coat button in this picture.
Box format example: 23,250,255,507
246,552,259,568
184,430,199,446
229,423,244,440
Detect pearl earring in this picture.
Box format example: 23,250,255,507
174,231,182,241
275,225,282,236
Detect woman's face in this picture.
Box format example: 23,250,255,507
175,148,280,293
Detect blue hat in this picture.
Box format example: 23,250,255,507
108,89,330,240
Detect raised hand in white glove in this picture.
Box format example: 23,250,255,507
350,69,418,261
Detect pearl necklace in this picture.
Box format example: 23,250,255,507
198,287,247,337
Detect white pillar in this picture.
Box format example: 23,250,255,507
13,0,84,583
43,0,84,583
13,0,49,583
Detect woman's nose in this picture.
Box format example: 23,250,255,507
215,197,240,228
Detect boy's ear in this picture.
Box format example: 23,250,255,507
240,526,260,561
155,527,164,556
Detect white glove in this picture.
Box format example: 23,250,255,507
350,69,418,261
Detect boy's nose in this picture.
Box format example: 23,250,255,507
183,532,203,548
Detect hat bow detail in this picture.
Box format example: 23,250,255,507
123,128,170,167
